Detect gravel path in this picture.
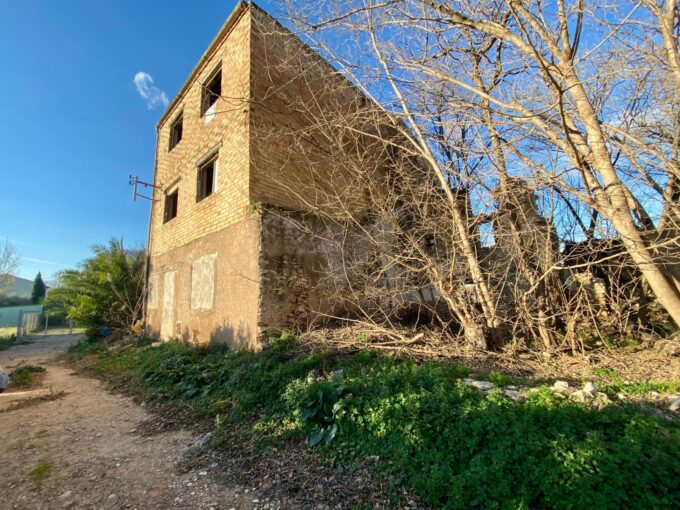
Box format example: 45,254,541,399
0,334,253,510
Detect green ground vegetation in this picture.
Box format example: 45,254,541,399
589,367,680,396
68,335,680,510
28,460,53,489
10,365,46,387
0,331,16,350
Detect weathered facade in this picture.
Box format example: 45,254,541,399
145,2,358,348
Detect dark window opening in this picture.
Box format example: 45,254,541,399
201,68,222,115
164,188,178,223
169,114,183,150
197,158,216,201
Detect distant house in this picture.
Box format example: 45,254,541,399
0,275,33,300
0,275,45,328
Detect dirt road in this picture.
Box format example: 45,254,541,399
0,334,255,510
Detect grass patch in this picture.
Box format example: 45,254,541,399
67,336,107,358
9,365,46,388
590,367,680,396
600,379,680,396
0,332,17,350
28,460,53,489
72,336,680,509
473,369,519,387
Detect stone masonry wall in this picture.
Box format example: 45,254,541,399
257,208,338,336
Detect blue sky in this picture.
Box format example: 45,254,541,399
0,0,278,282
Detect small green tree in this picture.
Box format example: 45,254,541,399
30,272,46,304
44,240,146,331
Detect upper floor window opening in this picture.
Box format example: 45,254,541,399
164,186,179,223
197,157,217,202
169,113,183,151
201,66,222,119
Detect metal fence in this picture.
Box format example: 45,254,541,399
15,310,74,338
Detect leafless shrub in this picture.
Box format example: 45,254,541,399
249,1,680,350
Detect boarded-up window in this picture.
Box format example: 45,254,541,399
191,253,217,310
147,274,159,309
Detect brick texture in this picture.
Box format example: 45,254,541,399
146,3,375,348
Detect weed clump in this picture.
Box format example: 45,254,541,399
0,333,17,351
28,460,53,489
10,365,46,387
67,336,107,358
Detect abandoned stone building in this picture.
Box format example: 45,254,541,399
145,1,574,349
145,2,373,348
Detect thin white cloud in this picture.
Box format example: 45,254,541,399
0,237,37,248
23,257,69,267
133,71,169,110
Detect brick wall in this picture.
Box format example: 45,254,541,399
146,5,260,348
248,7,372,213
149,5,251,258
146,3,396,347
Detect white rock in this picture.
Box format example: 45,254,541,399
182,432,213,458
583,382,598,396
465,380,496,392
670,397,680,413
552,381,570,393
199,432,213,446
570,390,591,403
596,393,610,404
503,389,521,399
59,491,72,499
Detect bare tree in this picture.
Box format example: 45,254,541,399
255,0,680,348
0,241,21,284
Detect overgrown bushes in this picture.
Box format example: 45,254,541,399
0,332,17,351
69,336,680,509
9,365,46,387
44,239,145,331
